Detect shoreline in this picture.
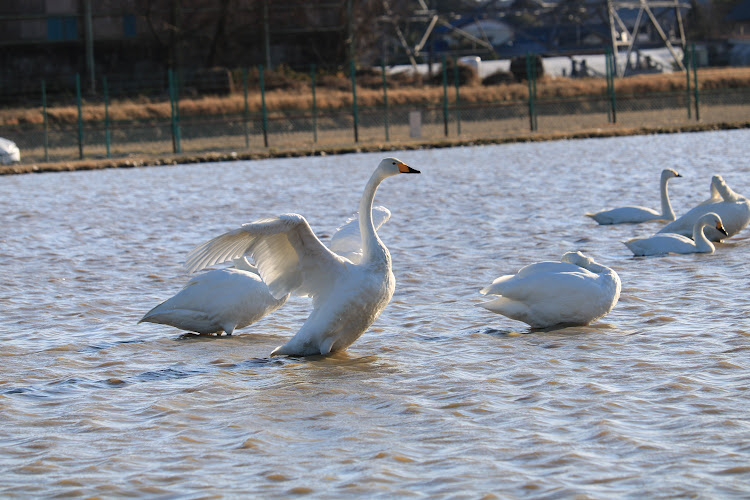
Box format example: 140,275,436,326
2,120,748,176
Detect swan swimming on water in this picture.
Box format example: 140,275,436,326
478,251,621,329
625,212,727,256
140,207,392,335
658,175,750,241
185,157,420,356
586,168,682,225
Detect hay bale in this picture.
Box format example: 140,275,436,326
428,59,480,86
509,55,544,82
482,70,515,85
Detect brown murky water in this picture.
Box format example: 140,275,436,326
1,130,749,497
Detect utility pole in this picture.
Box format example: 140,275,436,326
84,0,95,92
263,0,271,69
346,0,354,64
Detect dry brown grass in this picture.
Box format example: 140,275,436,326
2,67,749,127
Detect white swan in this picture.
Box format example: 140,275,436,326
658,175,750,241
140,207,392,335
586,168,681,224
184,157,420,356
625,212,727,256
478,251,621,329
697,174,725,206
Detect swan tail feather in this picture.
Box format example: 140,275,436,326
139,308,221,335
480,275,514,295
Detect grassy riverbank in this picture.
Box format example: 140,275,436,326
2,120,747,176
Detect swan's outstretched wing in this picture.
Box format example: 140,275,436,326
329,205,391,261
185,214,346,301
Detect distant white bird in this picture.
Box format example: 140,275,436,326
184,157,420,356
625,212,727,256
586,169,681,224
140,207,392,336
658,175,750,241
478,251,621,329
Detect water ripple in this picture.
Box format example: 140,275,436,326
1,130,749,497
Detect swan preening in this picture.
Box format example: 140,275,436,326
658,175,750,241
140,259,287,335
184,158,419,356
586,169,681,225
625,212,727,256
140,207,392,336
478,251,621,329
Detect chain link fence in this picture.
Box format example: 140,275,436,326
2,66,749,165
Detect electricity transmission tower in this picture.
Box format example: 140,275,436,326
380,0,496,70
606,0,691,76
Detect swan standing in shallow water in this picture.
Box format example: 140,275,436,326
658,175,750,241
478,251,621,329
140,207,391,335
586,169,681,224
625,212,727,256
185,158,420,356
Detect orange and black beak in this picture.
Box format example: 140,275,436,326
398,161,420,174
717,221,728,236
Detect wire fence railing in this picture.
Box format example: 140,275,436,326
2,51,749,165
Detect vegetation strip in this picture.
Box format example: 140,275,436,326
2,121,747,176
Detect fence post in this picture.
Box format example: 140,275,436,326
442,54,449,137
42,79,49,162
381,62,389,142
350,60,359,143
168,68,181,154
259,64,269,147
311,64,318,143
242,67,250,149
525,53,537,131
606,47,617,123
692,43,700,121
453,58,461,136
75,73,84,159
685,46,692,119
103,75,111,158
605,48,612,122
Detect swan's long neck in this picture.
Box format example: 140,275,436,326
692,221,715,253
659,174,675,220
581,259,621,299
582,260,610,274
715,179,739,202
358,169,389,265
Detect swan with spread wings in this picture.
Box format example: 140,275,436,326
185,158,420,356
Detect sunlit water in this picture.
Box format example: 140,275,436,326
2,130,749,497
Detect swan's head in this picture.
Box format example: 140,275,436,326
378,157,420,177
662,168,681,179
711,175,728,192
699,212,728,237
561,251,592,267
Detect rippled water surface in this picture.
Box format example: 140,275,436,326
2,130,750,497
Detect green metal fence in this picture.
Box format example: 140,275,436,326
2,50,749,165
